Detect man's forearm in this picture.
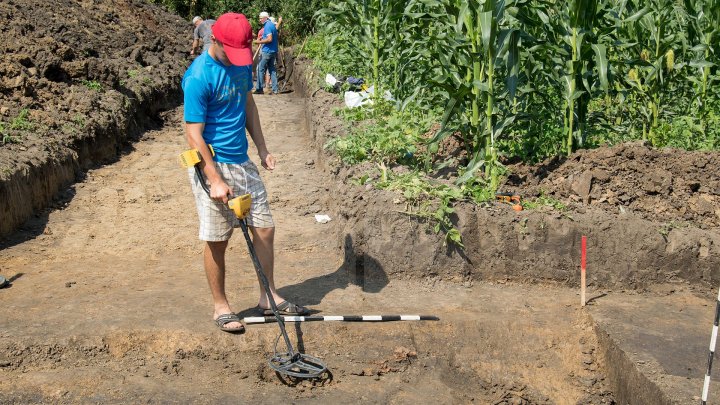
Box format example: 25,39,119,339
255,33,273,45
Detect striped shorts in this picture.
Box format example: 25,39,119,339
188,160,274,241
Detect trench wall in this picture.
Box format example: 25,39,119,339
0,82,180,239
290,56,720,289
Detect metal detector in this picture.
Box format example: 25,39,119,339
179,148,328,379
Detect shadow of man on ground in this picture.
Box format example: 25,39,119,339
276,234,389,308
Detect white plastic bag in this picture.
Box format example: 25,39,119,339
325,73,338,86
344,90,370,108
314,214,332,224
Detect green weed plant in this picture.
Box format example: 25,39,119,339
10,109,32,131
377,172,465,247
81,80,103,91
522,191,568,211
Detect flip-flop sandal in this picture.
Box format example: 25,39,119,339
0,275,8,289
214,313,245,334
260,301,309,316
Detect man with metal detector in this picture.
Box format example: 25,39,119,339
182,12,309,334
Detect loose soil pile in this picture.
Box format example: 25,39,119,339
0,0,189,236
505,144,720,229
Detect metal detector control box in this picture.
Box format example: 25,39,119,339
228,194,251,219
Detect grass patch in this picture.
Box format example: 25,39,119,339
10,109,32,131
521,191,567,211
81,80,103,91
72,114,86,127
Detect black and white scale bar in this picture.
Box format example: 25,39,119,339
702,287,720,405
242,315,439,324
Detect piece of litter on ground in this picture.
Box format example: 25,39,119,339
314,214,332,224
325,73,338,86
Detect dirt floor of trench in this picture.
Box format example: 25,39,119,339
0,91,632,404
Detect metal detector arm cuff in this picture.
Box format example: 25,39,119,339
178,145,215,169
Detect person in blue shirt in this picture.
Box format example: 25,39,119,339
254,11,279,94
182,13,309,334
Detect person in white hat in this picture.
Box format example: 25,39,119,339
190,16,216,56
253,11,280,94
258,15,283,90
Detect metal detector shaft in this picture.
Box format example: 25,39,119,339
237,219,296,357
194,166,211,195
243,315,440,324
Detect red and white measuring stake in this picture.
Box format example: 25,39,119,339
702,286,720,404
581,235,587,307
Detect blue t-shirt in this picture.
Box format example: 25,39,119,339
261,20,278,53
182,53,254,164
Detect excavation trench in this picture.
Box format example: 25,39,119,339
0,51,716,405
1,1,717,402
0,77,626,404
0,285,615,404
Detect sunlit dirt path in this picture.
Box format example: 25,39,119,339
0,93,615,404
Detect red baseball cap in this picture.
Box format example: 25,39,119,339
211,13,253,66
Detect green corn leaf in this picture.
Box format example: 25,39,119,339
689,60,715,68
493,115,516,140
624,6,651,23
537,8,550,24
457,1,470,34
591,43,609,91
506,30,520,101
472,80,490,92
479,10,495,50
427,97,460,145
455,150,486,185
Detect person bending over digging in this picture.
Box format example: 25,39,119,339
182,12,309,334
190,16,216,56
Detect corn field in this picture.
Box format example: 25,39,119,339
315,0,720,187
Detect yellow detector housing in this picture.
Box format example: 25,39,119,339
178,149,201,168
178,145,215,168
228,194,252,219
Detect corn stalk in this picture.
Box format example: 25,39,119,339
616,0,688,144
685,0,719,119
421,0,521,190
315,0,407,98
558,0,609,155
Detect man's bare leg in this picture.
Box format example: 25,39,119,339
205,240,243,329
249,226,287,308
